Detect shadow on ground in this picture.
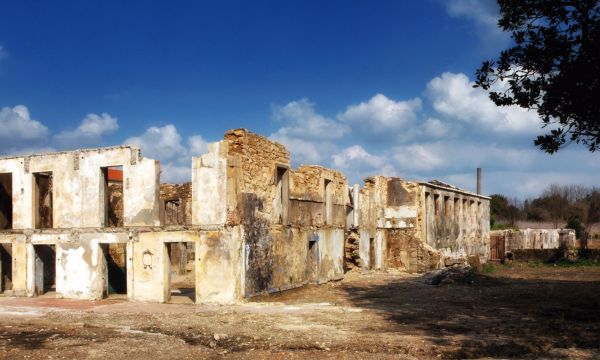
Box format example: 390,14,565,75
341,271,600,359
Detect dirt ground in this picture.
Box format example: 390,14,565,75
1,264,599,359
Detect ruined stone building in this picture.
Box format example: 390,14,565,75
346,177,490,273
0,129,490,304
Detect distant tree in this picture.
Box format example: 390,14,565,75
475,0,600,153
587,190,600,225
490,194,509,219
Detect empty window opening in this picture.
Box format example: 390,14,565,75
33,244,56,296
306,238,319,283
164,199,183,225
444,196,451,220
101,243,127,298
477,201,482,226
0,244,13,293
274,166,289,224
454,198,460,224
369,237,376,269
33,172,53,229
324,179,333,225
166,242,195,304
101,166,123,227
0,173,12,230
434,194,440,220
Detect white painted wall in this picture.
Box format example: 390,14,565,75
192,141,229,226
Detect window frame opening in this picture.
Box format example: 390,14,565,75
101,166,124,227
33,172,53,229
0,173,12,230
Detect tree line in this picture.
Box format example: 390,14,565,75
490,184,600,240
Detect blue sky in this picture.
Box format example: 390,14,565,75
1,0,599,197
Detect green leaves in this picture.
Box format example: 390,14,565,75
475,0,600,153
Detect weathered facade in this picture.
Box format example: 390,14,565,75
0,128,491,304
490,229,576,254
348,177,490,273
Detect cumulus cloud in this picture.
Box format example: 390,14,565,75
0,105,49,154
332,145,383,169
338,94,421,140
269,134,324,164
124,125,186,161
124,125,212,183
445,0,507,43
331,145,397,183
271,98,350,141
422,118,451,139
269,98,348,165
188,135,208,156
425,72,541,135
53,113,119,148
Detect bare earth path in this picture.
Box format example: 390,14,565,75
1,265,599,359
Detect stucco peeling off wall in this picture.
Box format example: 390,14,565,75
493,229,577,251
56,240,103,300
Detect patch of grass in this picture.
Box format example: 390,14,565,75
552,258,600,267
481,262,496,273
526,259,545,268
491,223,519,231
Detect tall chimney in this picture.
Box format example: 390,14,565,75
476,168,482,195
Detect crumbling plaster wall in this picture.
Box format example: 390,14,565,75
218,129,346,297
355,177,490,273
492,228,576,251
419,183,490,263
0,147,160,230
356,176,422,271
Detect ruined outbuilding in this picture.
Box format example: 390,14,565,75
0,129,491,304
347,177,490,273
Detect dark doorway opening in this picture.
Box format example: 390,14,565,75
101,243,127,297
33,244,56,295
0,173,12,230
306,238,319,283
33,172,53,229
369,237,376,269
166,242,195,304
101,166,124,227
0,244,12,293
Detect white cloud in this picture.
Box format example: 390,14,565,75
124,125,186,161
269,98,348,166
338,94,421,140
0,105,49,153
53,113,118,148
332,145,384,169
425,72,541,135
445,0,507,42
271,98,350,141
124,125,211,183
392,143,446,172
269,134,324,164
159,163,192,184
331,145,397,183
188,135,208,156
422,118,450,139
